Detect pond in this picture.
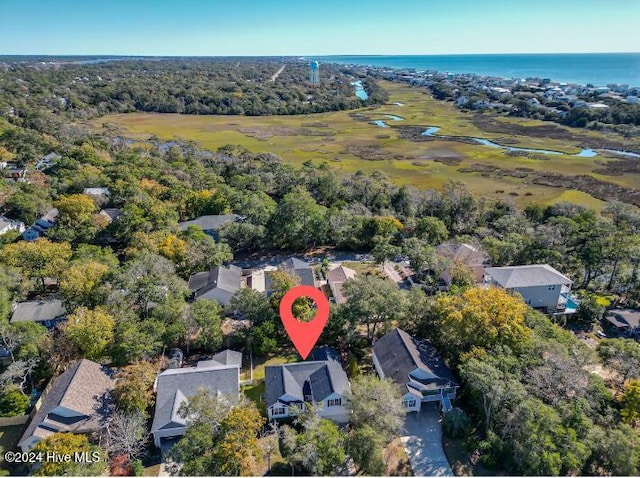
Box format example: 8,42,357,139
372,120,390,128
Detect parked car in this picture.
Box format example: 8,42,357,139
596,331,607,338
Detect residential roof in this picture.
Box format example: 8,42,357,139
0,216,22,232
19,359,115,449
188,265,242,299
484,264,572,288
327,265,357,284
308,346,341,363
151,363,240,433
41,208,59,223
196,349,243,368
327,265,356,304
265,257,316,290
436,243,489,266
265,359,349,408
372,328,457,394
99,208,122,222
10,300,66,324
178,214,241,232
606,309,640,330
83,187,111,197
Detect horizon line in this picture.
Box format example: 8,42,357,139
1,51,639,58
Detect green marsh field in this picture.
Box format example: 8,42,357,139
90,81,640,209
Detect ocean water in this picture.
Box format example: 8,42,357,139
316,53,640,87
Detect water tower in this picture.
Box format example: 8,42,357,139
309,61,319,84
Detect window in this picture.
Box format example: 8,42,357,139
403,397,416,409
327,398,342,407
548,285,556,290
272,407,286,416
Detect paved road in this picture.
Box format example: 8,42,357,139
270,65,285,82
401,403,454,476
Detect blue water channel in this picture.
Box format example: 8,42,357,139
351,80,369,100
420,127,608,158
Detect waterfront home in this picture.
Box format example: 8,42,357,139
151,353,241,447
187,265,242,306
265,358,350,423
19,359,115,451
372,328,457,413
483,264,573,314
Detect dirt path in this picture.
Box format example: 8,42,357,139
270,65,285,82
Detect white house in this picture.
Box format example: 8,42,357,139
372,328,457,413
150,349,241,448
265,359,350,423
483,264,573,313
0,215,25,236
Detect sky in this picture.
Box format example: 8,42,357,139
1,0,639,56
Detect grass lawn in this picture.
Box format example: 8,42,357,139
242,352,299,416
87,80,640,209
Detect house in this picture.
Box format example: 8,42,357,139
326,265,356,304
3,166,27,182
151,353,241,447
10,299,66,328
36,152,61,170
605,309,640,338
83,187,111,198
483,264,572,313
372,328,457,413
98,208,122,224
436,243,490,288
0,215,25,236
265,359,350,423
23,208,58,241
195,349,243,369
187,265,242,306
18,359,115,451
265,258,316,293
178,214,243,240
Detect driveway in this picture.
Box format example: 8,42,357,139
401,403,454,476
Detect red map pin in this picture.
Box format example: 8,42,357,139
279,285,330,360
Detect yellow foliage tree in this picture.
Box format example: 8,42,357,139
32,432,105,476
54,194,96,226
158,234,187,262
64,306,115,360
0,239,72,289
620,379,640,426
60,261,109,307
434,286,531,354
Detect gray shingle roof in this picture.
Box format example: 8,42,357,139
265,360,349,408
265,258,316,291
606,309,640,329
11,300,66,324
196,349,243,368
373,328,457,394
188,265,242,298
19,359,115,449
178,214,240,232
151,364,240,433
484,264,572,288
